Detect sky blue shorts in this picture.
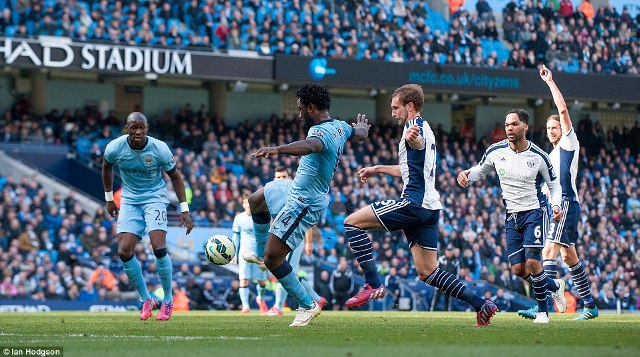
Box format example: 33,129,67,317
117,202,168,239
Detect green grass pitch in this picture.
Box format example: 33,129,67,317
1,311,639,356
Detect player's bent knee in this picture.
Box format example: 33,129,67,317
263,251,283,271
511,263,526,277
118,248,134,260
417,267,436,281
248,190,266,212
525,247,542,262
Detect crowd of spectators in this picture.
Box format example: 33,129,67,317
1,0,639,75
1,96,640,312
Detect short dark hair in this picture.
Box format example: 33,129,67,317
392,84,424,112
274,166,288,173
296,83,331,111
506,109,529,124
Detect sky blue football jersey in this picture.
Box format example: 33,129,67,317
104,135,176,205
289,119,353,211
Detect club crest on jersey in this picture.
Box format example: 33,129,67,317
527,161,535,169
144,156,153,166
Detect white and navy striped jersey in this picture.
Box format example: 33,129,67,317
399,116,442,210
468,139,561,213
550,128,580,202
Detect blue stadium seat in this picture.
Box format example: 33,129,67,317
4,25,16,37
228,163,245,177
167,18,181,31
76,137,92,160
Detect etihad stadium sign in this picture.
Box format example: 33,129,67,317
0,37,273,80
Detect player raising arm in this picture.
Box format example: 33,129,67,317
518,65,598,321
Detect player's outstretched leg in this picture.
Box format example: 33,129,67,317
422,267,496,326
265,237,320,326
344,224,385,308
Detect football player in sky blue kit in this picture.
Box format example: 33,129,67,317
250,83,370,326
343,84,497,326
259,167,327,316
518,65,598,321
102,112,193,321
458,108,566,324
232,193,268,314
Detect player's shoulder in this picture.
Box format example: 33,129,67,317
104,135,129,155
106,134,128,147
485,139,509,155
528,142,552,164
147,136,173,152
146,135,168,147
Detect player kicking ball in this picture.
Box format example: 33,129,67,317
249,83,370,326
102,112,193,321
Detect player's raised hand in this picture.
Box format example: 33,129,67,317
552,205,563,222
405,124,420,143
181,211,194,235
539,64,553,82
106,201,119,217
352,113,371,139
457,170,470,187
357,166,377,183
252,147,278,158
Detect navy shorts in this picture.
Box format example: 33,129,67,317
546,201,580,247
505,208,544,265
371,199,440,251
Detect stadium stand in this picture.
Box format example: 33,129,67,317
1,0,639,74
1,95,639,312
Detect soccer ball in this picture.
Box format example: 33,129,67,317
204,235,236,265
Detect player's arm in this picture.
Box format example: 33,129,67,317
252,137,324,158
167,170,194,235
540,64,572,133
405,124,425,150
540,160,563,221
101,153,118,217
358,164,401,183
349,113,371,143
304,226,315,256
457,151,495,187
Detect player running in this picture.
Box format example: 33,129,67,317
458,108,566,324
102,112,193,321
344,84,497,326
